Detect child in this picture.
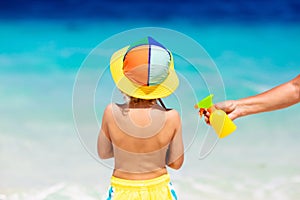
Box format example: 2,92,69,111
98,36,184,200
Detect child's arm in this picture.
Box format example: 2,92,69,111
166,110,184,170
97,105,114,159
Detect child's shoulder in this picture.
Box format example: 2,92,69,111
165,109,181,121
103,103,116,117
105,103,125,111
104,103,113,113
103,103,127,116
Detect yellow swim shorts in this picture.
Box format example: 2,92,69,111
102,174,178,200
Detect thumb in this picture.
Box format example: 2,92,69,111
214,101,229,111
214,100,235,113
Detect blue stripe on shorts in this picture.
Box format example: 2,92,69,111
169,182,178,200
106,186,114,200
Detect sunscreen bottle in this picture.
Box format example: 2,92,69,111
195,94,236,138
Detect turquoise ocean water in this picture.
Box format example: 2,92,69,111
0,20,300,199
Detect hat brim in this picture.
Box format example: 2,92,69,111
110,46,179,99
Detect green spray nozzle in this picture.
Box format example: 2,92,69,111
195,94,214,109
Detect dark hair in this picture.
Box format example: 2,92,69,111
129,96,156,105
122,92,167,110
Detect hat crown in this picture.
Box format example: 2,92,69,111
110,36,179,99
123,37,171,87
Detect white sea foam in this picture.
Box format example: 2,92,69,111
171,173,300,200
2,177,300,200
1,183,101,200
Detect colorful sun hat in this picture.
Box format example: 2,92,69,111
110,36,179,99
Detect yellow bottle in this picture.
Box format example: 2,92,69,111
195,94,237,138
209,108,236,138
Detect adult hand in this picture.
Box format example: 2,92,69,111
203,100,240,124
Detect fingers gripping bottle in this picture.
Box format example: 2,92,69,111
195,94,237,138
